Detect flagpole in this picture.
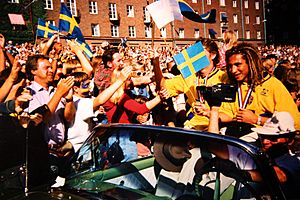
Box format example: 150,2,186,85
171,21,176,48
201,0,207,38
146,0,155,48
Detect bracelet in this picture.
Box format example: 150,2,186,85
257,115,262,126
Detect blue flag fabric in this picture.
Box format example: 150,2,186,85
173,42,210,79
74,40,93,59
177,0,216,23
59,3,85,42
37,18,59,38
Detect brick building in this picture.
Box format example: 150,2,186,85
9,0,267,46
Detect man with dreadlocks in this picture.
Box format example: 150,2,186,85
220,43,300,135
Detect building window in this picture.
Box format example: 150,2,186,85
256,16,260,24
143,7,151,23
255,1,260,10
220,0,225,6
111,25,119,37
44,0,53,9
244,0,249,9
8,0,19,3
192,0,197,3
47,20,55,26
220,12,228,23
257,31,261,39
194,29,200,38
179,28,184,38
232,0,237,8
160,27,166,38
233,14,238,23
234,30,239,39
145,26,152,38
92,24,100,36
246,30,250,39
245,15,250,24
127,5,134,17
109,3,117,20
89,1,98,14
67,0,77,16
128,26,136,37
206,0,211,5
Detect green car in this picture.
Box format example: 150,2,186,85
4,124,290,199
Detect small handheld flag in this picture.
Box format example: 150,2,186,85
173,42,210,79
59,3,85,42
74,40,93,59
37,18,59,38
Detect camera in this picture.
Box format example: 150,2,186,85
196,84,237,103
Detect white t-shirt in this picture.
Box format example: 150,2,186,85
67,96,95,152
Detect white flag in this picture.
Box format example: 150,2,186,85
146,0,183,30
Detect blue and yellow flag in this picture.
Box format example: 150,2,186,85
37,18,59,38
177,0,216,23
173,42,210,79
74,40,93,59
59,3,85,42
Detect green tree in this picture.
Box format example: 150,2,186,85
0,0,46,43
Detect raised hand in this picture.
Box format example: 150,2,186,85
236,108,257,124
9,56,22,83
29,113,44,126
119,66,132,82
18,112,31,128
158,88,170,100
15,88,32,114
193,101,210,117
56,76,74,97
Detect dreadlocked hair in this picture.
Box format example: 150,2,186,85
225,43,264,87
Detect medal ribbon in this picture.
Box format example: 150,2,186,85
238,83,254,109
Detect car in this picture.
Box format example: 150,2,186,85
4,124,287,199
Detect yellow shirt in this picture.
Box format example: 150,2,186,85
165,68,228,130
221,75,300,129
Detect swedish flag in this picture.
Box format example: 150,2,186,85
173,42,210,79
74,40,93,59
59,3,85,42
37,18,58,38
177,0,216,23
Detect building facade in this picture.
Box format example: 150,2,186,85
8,0,267,46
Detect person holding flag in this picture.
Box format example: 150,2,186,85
220,43,300,135
159,38,229,130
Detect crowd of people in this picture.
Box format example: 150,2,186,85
0,30,299,198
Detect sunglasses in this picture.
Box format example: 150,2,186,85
259,131,296,142
296,93,300,100
81,81,91,89
259,135,280,142
132,71,147,77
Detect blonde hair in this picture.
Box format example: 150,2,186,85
223,30,237,49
